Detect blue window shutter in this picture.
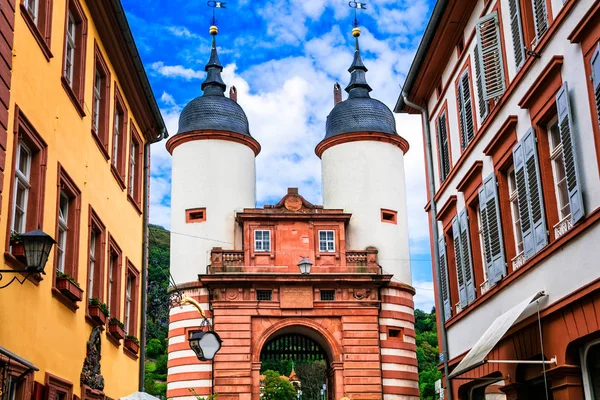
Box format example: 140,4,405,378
556,82,585,224
452,215,467,309
438,235,452,322
513,140,534,258
522,128,548,253
476,12,506,101
459,208,476,303
478,185,493,282
480,173,507,285
531,0,548,43
508,0,526,69
474,43,489,122
592,45,600,130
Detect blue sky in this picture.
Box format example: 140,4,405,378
122,0,436,311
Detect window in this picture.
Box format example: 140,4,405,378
44,374,72,400
128,126,143,208
457,68,475,150
436,110,451,182
7,108,48,251
320,290,335,301
507,167,524,257
381,209,397,224
87,208,105,305
21,0,52,59
61,0,87,116
438,234,452,321
124,262,139,336
186,208,206,223
476,207,490,293
476,11,506,101
508,0,526,69
388,328,403,340
91,43,111,157
547,117,570,222
478,174,507,286
474,44,489,122
583,342,600,399
452,209,475,309
318,230,335,252
256,290,272,301
456,32,465,56
254,230,271,252
13,143,31,234
56,192,68,272
107,236,122,320
111,88,128,187
592,45,600,130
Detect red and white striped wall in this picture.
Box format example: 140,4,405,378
379,285,420,400
167,287,214,399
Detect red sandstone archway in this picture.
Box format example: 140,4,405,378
251,319,344,400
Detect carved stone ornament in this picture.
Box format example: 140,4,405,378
284,195,303,212
354,288,369,300
81,326,104,391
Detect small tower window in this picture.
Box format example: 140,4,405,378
388,327,404,341
381,209,397,224
254,230,271,252
186,208,206,223
256,290,272,301
320,290,335,301
318,230,335,252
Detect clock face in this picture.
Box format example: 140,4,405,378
284,195,303,212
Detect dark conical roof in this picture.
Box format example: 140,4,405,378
177,34,251,136
324,35,397,139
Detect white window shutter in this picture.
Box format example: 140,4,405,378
556,82,585,224
438,235,452,322
459,208,476,303
473,43,489,121
457,69,475,150
476,12,506,101
531,0,548,43
452,215,467,308
592,45,600,133
479,174,507,285
508,0,526,68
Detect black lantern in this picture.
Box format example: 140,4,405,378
188,329,223,361
20,229,56,273
297,257,312,274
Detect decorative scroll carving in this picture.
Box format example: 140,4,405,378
81,326,104,391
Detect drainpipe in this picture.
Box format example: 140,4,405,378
402,93,453,400
139,128,167,391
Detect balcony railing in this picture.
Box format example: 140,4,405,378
554,214,573,239
480,280,491,295
210,248,244,268
455,302,463,314
511,251,526,271
346,247,379,269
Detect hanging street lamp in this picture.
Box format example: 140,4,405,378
0,229,56,289
297,257,313,274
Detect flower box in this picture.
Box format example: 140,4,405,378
124,337,139,354
88,304,108,325
108,320,125,340
56,276,83,302
10,241,26,262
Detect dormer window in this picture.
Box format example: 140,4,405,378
318,230,335,252
254,230,271,252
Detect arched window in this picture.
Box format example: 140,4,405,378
587,343,600,399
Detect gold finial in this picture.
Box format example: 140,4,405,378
210,25,218,35
352,27,361,37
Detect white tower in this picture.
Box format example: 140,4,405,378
316,28,411,284
166,31,261,286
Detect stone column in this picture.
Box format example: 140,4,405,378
330,361,345,400
251,362,262,400
547,365,584,400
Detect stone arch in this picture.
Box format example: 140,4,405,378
252,318,343,363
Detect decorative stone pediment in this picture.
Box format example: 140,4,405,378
265,188,323,213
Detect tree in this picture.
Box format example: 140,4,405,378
262,370,297,400
296,361,326,400
415,307,442,400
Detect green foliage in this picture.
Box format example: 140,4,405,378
56,270,81,287
144,376,166,399
109,318,124,329
155,354,168,375
296,361,326,400
126,335,140,345
415,307,442,400
262,370,296,400
146,338,165,359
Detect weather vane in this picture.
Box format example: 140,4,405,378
348,1,367,28
207,1,226,27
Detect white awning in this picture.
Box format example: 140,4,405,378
449,291,546,378
120,392,161,400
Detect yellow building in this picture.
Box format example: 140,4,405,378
0,0,165,398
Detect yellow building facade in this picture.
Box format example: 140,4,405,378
0,0,165,398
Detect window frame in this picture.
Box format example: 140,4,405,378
86,207,106,311
435,103,452,183
381,209,398,224
319,290,336,301
124,260,140,337
254,230,271,252
546,116,571,223
256,290,273,301
53,164,82,285
60,0,87,117
107,235,122,321
111,86,128,189
581,339,600,400
455,59,478,151
44,373,73,400
20,0,53,60
91,42,111,160
127,124,143,211
318,230,336,253
186,208,206,223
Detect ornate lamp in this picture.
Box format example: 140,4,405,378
298,258,312,275
188,329,223,361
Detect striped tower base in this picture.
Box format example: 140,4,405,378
379,284,420,400
167,287,214,399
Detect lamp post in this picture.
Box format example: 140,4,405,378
0,230,56,289
297,257,312,274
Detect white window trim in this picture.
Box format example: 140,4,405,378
125,275,132,334
88,232,96,300
129,141,137,197
507,166,524,255
548,116,571,221
318,230,336,253
254,230,271,252
113,111,120,167
93,71,102,132
580,339,600,400
107,254,115,311
12,142,32,234
25,0,39,23
65,11,76,86
57,192,69,273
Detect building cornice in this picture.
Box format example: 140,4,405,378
315,131,409,158
166,130,261,156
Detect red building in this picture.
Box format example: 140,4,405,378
397,0,600,398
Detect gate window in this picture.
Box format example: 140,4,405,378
587,343,600,398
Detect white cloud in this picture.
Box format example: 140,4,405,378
151,62,204,80
167,26,200,39
413,280,435,312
